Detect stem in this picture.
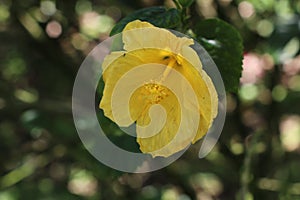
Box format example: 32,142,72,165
239,131,263,200
172,0,182,10
181,7,189,32
172,0,191,33
238,64,281,199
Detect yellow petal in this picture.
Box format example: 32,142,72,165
136,79,200,157
136,86,198,157
202,70,218,120
136,89,181,156
191,71,218,143
123,27,193,53
100,49,172,125
181,45,202,73
171,54,218,143
102,51,126,81
122,20,201,70
123,20,154,31
100,52,144,124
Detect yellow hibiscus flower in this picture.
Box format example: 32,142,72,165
99,20,218,157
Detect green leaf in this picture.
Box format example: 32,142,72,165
193,18,243,92
110,7,181,36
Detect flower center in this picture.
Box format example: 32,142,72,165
138,56,179,105
142,57,180,104
142,83,169,104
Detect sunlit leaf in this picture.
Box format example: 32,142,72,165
193,18,243,92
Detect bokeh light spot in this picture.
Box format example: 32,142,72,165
68,169,98,197
162,187,179,200
280,37,300,63
238,1,255,19
275,0,293,18
257,87,272,105
46,20,62,38
240,53,269,84
19,13,44,40
14,89,39,103
226,94,237,112
196,0,217,18
257,178,281,192
239,84,259,101
80,12,114,39
230,135,244,155
2,56,26,81
280,115,300,151
20,110,39,124
40,0,56,16
31,7,48,23
0,190,18,200
283,55,300,75
190,173,223,196
231,143,244,155
0,4,10,22
288,75,300,91
272,85,287,102
71,33,89,50
242,109,264,128
256,20,274,37
30,127,44,138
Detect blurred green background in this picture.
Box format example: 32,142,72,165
1,0,300,199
